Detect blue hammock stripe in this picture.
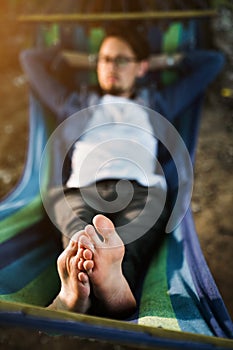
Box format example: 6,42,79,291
0,242,58,295
0,225,51,270
167,223,214,336
0,95,50,221
0,216,61,266
183,210,233,338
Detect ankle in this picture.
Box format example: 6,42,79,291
47,294,69,311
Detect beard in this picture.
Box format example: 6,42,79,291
102,86,128,96
101,85,136,98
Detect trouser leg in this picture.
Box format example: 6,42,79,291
49,187,96,248
49,181,127,248
113,182,168,298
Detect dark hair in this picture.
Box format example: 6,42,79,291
100,25,150,61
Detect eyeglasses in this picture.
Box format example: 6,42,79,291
96,55,138,68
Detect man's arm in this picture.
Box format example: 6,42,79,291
149,53,184,70
20,46,78,121
60,50,97,69
158,50,225,120
60,50,183,71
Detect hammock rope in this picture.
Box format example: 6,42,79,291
18,10,217,23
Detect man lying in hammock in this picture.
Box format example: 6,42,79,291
20,26,224,318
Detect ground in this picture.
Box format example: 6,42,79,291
0,9,232,350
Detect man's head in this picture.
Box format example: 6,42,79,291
96,27,150,97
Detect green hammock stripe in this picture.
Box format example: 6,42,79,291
163,22,182,53
138,241,180,331
161,22,183,86
0,195,44,244
0,263,60,306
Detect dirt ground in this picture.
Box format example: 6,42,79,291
0,9,232,349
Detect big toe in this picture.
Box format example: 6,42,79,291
93,215,123,247
93,214,114,228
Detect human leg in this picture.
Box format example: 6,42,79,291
49,183,135,315
113,182,168,297
49,187,97,248
78,214,136,318
48,231,91,313
78,181,167,313
49,181,166,316
47,187,97,312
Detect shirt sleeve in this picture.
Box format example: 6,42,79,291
157,50,225,121
20,46,81,122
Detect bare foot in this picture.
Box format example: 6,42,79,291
48,231,91,314
79,214,136,317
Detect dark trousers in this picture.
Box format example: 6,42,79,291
51,180,168,308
